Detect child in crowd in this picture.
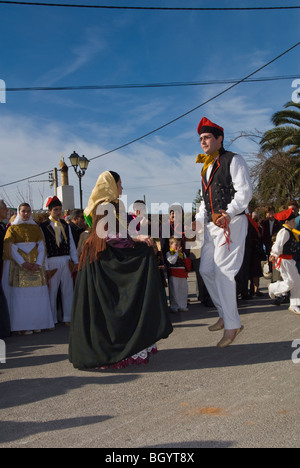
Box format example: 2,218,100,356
268,208,300,315
166,237,191,313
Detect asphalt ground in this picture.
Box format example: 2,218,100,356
0,273,300,449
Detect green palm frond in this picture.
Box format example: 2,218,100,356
260,101,300,154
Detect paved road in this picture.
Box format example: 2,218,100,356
1,273,300,448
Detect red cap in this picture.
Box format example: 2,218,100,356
197,117,224,137
274,207,295,221
46,196,61,208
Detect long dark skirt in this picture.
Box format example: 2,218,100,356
0,284,11,339
69,243,173,369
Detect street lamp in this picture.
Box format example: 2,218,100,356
69,151,90,210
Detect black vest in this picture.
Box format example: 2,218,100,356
282,227,299,256
41,218,70,258
201,149,239,222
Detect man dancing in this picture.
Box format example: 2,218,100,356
195,117,252,347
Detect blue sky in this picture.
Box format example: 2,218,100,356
0,0,299,212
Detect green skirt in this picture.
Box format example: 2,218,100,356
69,243,173,369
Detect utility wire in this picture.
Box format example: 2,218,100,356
4,75,300,93
1,40,299,189
88,41,300,161
0,1,299,11
0,170,54,188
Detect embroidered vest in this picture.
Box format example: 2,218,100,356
283,227,299,256
41,219,70,258
201,149,239,222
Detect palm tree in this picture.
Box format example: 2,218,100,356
260,101,300,156
255,101,300,206
252,149,300,206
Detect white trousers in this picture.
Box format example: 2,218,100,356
169,276,188,311
47,256,74,323
200,215,247,330
269,259,300,306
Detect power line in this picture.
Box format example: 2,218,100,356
0,40,299,189
0,170,53,188
88,41,300,161
4,75,300,93
0,1,300,10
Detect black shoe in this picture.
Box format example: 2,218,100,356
272,296,287,306
241,294,253,300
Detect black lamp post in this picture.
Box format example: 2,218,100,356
69,151,89,210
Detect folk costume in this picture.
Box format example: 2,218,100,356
294,213,300,274
40,197,79,324
69,171,173,370
268,208,300,314
161,210,189,260
166,248,191,312
195,117,253,333
2,213,54,332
